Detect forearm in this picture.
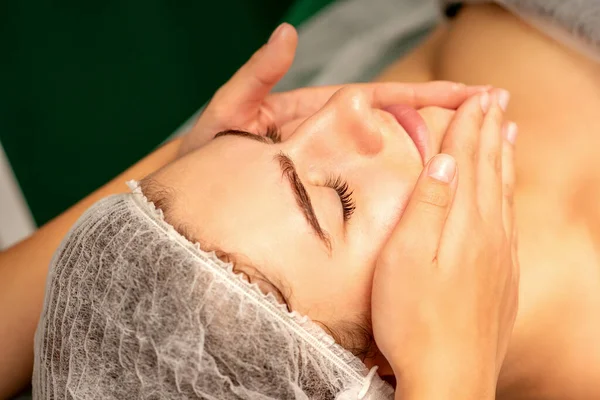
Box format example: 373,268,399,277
0,137,181,399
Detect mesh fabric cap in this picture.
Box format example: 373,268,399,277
32,182,394,399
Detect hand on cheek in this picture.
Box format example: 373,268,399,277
370,89,519,400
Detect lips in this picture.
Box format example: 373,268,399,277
384,105,430,164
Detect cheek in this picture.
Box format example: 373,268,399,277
321,171,422,315
290,259,375,330
351,168,422,255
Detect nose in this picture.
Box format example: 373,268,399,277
319,87,384,156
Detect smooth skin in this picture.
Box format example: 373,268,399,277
0,24,485,399
373,93,519,399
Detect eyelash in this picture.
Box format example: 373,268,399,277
265,125,282,143
325,176,356,222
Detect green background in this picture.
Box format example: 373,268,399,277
1,0,334,226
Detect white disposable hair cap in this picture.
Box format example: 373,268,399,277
33,181,394,399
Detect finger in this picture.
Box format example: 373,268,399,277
370,81,492,110
477,89,509,218
279,117,305,140
501,121,518,238
381,154,458,265
211,23,298,110
511,226,520,282
265,82,491,125
440,92,489,206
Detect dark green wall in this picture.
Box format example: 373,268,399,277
1,0,299,225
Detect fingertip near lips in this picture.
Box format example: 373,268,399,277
502,121,518,145
488,88,511,112
480,88,511,113
480,92,491,113
497,89,511,112
460,83,493,96
471,84,493,92
428,154,457,183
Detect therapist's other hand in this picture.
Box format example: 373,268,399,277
179,23,491,156
371,90,519,400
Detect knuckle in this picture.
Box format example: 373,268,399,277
503,182,515,204
486,150,502,173
489,104,504,125
444,140,477,163
503,180,514,195
461,140,478,161
462,108,483,128
504,193,515,209
416,180,452,210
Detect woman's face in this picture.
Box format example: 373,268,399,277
150,86,453,356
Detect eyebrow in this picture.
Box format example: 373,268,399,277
214,129,272,143
214,130,332,252
275,152,332,251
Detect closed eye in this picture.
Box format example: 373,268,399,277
324,176,355,222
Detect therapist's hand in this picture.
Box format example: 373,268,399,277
179,23,490,156
371,90,519,400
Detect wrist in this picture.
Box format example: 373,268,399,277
396,381,495,400
393,353,496,400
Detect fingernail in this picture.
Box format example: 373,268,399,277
480,92,490,113
471,84,492,92
503,121,518,144
497,89,511,111
268,23,287,44
428,154,456,183
452,82,467,91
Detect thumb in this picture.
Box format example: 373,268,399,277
383,154,458,264
212,23,298,108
